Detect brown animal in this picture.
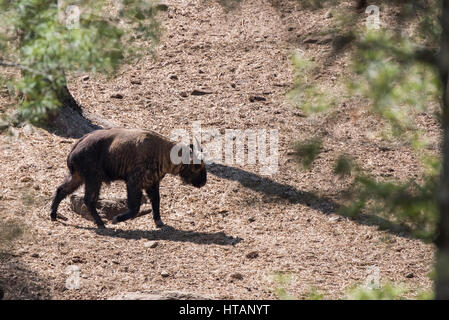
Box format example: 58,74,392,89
50,128,207,229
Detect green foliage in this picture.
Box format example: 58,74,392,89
340,167,439,241
288,3,442,242
416,289,434,300
345,283,407,300
0,219,24,246
292,137,322,169
271,272,296,300
20,189,45,207
416,7,442,45
296,0,337,10
288,53,336,115
0,0,161,124
346,281,434,300
344,30,441,240
334,154,357,177
304,287,325,300
334,151,440,240
351,30,440,137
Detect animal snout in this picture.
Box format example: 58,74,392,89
192,174,207,188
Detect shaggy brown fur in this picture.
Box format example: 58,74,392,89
50,128,207,228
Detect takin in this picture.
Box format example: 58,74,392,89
50,128,207,229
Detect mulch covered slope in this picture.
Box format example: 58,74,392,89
0,0,436,299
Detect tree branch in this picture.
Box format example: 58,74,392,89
0,59,54,81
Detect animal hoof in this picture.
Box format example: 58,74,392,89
57,214,68,221
51,214,68,222
155,219,164,228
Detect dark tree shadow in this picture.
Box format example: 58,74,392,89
72,224,242,246
208,162,338,214
207,163,416,239
46,105,104,139
0,252,51,300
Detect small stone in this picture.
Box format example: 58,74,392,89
130,80,142,85
71,256,85,264
405,273,415,279
328,216,341,223
31,253,39,258
293,111,306,117
82,75,90,81
20,176,33,183
179,91,188,98
249,96,266,102
23,124,33,135
303,37,318,44
169,74,178,80
110,93,124,99
144,241,158,248
191,89,212,96
161,271,170,278
246,251,259,259
230,273,243,280
248,217,256,223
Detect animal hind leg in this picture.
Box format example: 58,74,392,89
50,172,83,221
83,178,105,229
112,177,142,224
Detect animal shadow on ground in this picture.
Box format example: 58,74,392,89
73,224,242,246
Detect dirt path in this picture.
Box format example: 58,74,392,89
0,0,435,299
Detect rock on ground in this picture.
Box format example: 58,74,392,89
69,194,150,221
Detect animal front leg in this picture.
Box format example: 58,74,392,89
112,177,142,224
146,183,164,228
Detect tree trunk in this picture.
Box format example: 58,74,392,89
49,74,117,139
356,0,367,10
49,80,103,138
435,0,449,300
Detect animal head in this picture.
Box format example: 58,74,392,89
179,138,207,188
